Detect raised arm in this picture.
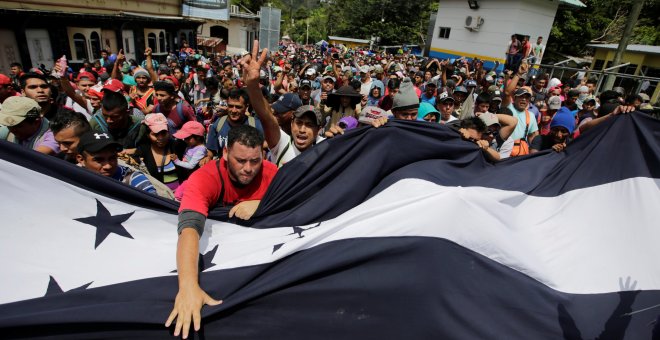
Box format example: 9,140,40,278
496,113,518,141
53,63,87,109
144,47,159,83
111,49,125,81
241,40,281,149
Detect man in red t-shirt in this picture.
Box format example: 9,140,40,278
166,125,277,338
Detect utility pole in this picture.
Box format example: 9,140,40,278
602,0,644,91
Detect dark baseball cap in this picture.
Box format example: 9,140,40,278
272,93,303,114
294,105,322,126
514,88,532,97
77,131,123,154
300,79,312,89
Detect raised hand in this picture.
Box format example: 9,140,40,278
239,40,268,87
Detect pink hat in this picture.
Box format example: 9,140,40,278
143,113,169,133
173,121,205,139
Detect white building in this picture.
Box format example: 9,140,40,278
196,4,260,55
427,0,585,70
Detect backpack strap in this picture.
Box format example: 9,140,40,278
522,109,531,142
215,159,226,207
176,102,185,123
275,140,291,168
215,116,228,134
93,114,109,133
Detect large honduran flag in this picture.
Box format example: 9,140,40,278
0,113,659,339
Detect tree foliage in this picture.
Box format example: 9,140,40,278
263,0,435,46
548,0,659,56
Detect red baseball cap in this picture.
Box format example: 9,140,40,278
103,79,124,93
173,121,205,139
0,74,11,86
76,71,97,83
164,76,179,88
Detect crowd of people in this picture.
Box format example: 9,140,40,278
0,38,648,339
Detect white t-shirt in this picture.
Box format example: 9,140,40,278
270,128,325,168
498,137,514,159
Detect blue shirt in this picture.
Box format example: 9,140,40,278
508,104,539,140
420,94,436,106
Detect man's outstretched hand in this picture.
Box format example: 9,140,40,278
165,284,222,339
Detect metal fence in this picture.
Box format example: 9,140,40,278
537,63,660,103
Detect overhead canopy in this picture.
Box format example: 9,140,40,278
197,37,224,48
558,0,586,8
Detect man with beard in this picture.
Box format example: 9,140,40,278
205,88,263,157
166,125,277,339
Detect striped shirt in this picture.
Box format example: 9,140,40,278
112,166,157,194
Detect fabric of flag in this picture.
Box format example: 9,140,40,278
0,112,659,339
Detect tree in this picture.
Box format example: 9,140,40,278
548,0,660,56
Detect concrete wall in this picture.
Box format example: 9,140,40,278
0,0,182,16
429,0,557,69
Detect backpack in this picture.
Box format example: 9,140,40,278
215,115,256,135
155,102,186,133
511,109,531,157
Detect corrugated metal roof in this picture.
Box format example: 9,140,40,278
559,0,586,7
587,44,660,56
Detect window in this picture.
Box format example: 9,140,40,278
124,38,131,54
159,32,166,53
73,33,88,61
438,27,451,39
593,59,605,70
90,31,101,60
148,33,157,51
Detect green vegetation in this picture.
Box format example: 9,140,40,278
548,0,659,56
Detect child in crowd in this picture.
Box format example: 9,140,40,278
172,121,207,170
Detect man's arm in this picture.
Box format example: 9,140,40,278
166,228,221,339
502,63,528,108
496,113,518,141
145,48,159,82
477,139,501,162
578,105,635,134
112,49,125,81
241,41,281,149
51,62,88,109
